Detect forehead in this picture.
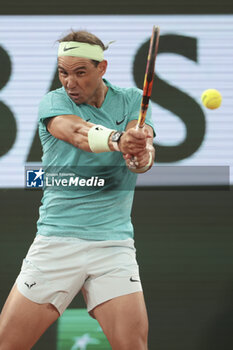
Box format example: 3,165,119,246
57,56,94,70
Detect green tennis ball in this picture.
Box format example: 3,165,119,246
201,89,222,109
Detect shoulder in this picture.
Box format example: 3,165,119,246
39,87,70,105
38,87,76,117
38,87,78,122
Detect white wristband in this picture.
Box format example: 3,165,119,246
88,125,115,153
129,151,153,173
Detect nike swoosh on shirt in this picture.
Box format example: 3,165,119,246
116,114,127,125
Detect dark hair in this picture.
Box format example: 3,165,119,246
58,30,105,66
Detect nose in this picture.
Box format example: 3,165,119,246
66,75,77,90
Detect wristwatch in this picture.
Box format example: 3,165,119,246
111,131,124,151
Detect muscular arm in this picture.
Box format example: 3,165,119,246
46,114,148,155
47,115,94,152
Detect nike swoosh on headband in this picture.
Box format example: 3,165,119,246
63,45,80,52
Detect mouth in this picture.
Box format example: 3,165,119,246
67,91,80,100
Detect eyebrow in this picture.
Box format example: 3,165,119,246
57,65,87,72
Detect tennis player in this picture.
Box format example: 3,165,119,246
0,30,155,350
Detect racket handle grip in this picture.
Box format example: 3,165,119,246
136,122,144,131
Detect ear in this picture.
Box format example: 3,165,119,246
98,60,107,76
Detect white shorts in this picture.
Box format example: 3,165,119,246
15,235,142,315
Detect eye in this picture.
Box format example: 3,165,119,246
77,71,86,76
59,70,67,76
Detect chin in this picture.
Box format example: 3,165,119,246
70,96,82,104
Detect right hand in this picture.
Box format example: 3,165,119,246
119,128,151,156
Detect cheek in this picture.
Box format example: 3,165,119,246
92,73,102,88
82,77,98,91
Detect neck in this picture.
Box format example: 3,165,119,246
89,80,108,108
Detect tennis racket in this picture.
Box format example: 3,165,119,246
136,25,160,130
129,26,160,169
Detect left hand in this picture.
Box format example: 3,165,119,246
123,144,154,169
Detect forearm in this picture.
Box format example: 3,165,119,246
68,123,122,153
47,115,112,153
47,114,147,155
70,120,94,152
